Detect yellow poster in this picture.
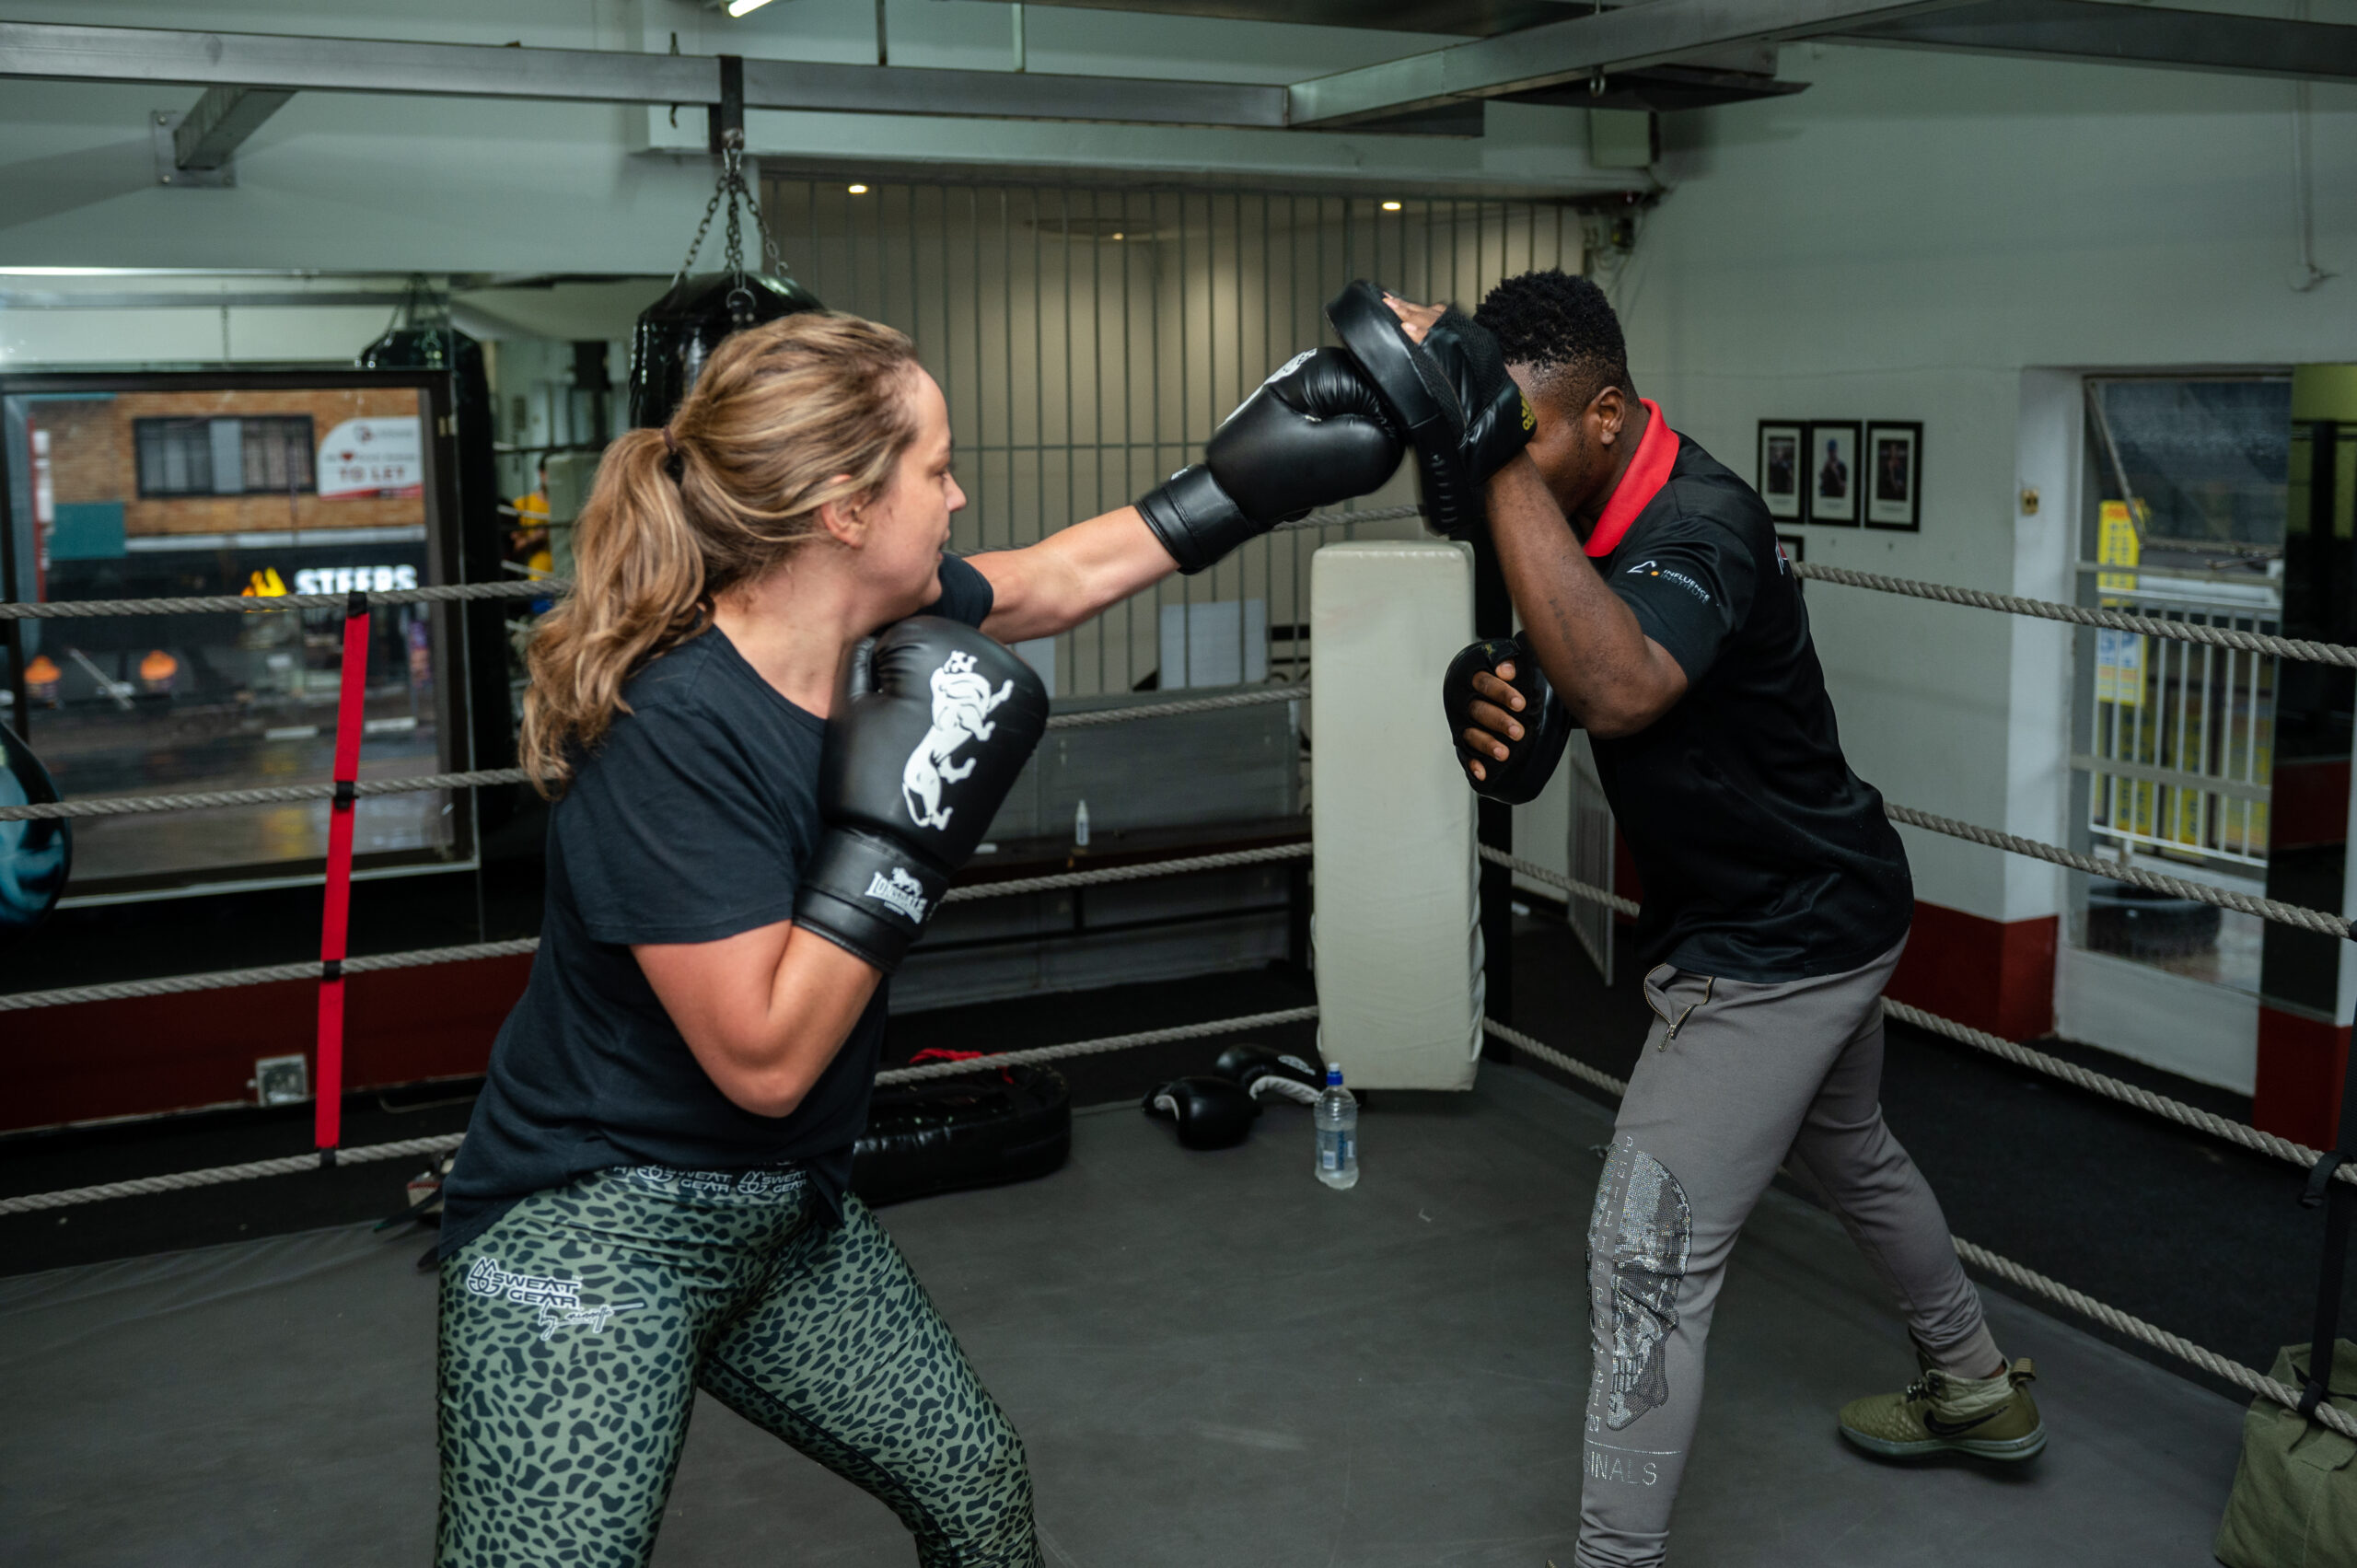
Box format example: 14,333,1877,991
2094,499,2145,707
2096,499,2141,591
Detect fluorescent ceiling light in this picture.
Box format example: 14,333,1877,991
726,0,777,15
847,183,869,194
1381,201,1403,212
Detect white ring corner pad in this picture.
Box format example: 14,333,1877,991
1310,540,1483,1091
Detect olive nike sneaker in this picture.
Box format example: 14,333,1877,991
1839,1356,2045,1460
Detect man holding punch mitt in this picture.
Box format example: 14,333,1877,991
1326,272,2040,1568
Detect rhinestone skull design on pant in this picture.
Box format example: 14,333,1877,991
1576,936,2000,1568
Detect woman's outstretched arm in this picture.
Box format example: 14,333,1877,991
969,506,1174,644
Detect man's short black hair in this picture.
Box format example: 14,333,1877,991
1473,269,1633,411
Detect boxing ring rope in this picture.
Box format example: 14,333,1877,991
0,937,548,1012
0,536,2316,666
8,675,2353,1169
0,1003,1329,1217
8,551,2353,1146
1477,843,2357,1190
0,688,1307,824
0,845,1315,1011
0,1133,474,1215
1478,1014,2357,1442
10,546,2357,1434
873,1005,1322,1086
1879,803,2351,940
1791,560,2357,668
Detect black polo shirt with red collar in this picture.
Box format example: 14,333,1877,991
1579,401,1912,981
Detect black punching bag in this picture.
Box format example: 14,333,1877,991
627,272,825,428
356,319,519,827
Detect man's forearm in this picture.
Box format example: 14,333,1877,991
1484,455,1684,738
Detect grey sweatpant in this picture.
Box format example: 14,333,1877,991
1575,935,2000,1568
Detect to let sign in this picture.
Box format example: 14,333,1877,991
317,417,424,499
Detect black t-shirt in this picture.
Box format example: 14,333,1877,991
1585,414,1911,981
438,555,996,1256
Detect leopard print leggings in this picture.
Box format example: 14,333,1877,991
436,1164,1041,1567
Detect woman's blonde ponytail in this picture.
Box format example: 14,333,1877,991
518,312,922,793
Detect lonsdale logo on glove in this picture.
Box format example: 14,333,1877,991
864,866,931,923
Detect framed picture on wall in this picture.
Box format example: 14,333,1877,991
1865,421,1923,530
1804,421,1861,526
1758,421,1804,519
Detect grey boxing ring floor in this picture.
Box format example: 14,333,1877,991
0,1064,2242,1568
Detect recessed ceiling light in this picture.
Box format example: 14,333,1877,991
726,0,776,16
1381,201,1403,212
847,183,869,195
1109,231,1124,240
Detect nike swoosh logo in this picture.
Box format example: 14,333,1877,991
1922,1408,2006,1438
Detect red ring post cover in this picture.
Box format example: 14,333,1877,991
314,598,370,1158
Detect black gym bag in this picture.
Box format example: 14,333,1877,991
853,1060,1072,1207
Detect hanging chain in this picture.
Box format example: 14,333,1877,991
675,132,792,327
721,151,747,282
676,168,730,282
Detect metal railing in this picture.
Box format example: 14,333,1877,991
2078,575,2278,868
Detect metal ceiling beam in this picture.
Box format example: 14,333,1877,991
0,290,416,310
1288,0,1964,126
170,85,294,171
0,20,1287,129
942,0,1569,39
1840,0,2357,81
736,55,1283,126
0,22,719,105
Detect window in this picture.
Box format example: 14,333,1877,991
134,417,211,495
241,415,314,493
134,415,315,497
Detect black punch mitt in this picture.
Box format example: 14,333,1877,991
1443,633,1573,805
1325,279,1533,541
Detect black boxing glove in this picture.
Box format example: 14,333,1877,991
1142,1075,1260,1149
1213,1043,1324,1106
1135,346,1403,574
1444,633,1573,806
794,617,1050,972
1326,279,1535,541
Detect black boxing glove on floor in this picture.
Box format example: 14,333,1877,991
1143,1075,1260,1149
1212,1042,1325,1105
795,617,1049,973
1326,279,1535,541
1445,633,1573,806
1136,346,1403,574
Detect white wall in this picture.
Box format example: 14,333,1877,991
1621,42,2357,923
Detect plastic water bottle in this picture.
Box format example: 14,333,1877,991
1074,797,1091,848
1315,1064,1358,1190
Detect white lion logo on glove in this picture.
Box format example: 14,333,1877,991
902,651,1015,831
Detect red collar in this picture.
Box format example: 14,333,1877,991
1582,399,1678,558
